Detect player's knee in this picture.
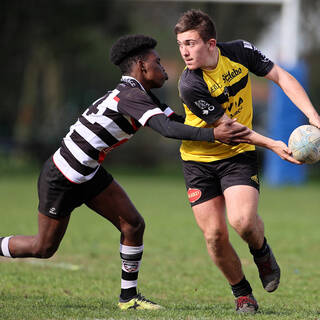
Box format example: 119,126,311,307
122,215,145,237
232,217,255,238
134,216,145,235
204,229,228,254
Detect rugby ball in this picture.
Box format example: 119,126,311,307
288,125,320,164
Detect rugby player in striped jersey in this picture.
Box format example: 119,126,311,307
0,34,249,311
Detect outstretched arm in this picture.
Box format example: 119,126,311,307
214,114,302,165
147,113,213,141
265,64,320,128
245,130,302,165
147,113,250,143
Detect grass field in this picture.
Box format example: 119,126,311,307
0,168,319,320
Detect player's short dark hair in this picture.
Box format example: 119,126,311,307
174,9,217,42
110,34,157,74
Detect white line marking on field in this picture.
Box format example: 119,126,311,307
0,257,82,271
26,260,82,270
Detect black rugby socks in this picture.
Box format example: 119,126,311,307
249,237,270,258
231,276,252,297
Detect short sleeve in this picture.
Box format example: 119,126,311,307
118,88,163,126
241,40,274,76
179,69,225,124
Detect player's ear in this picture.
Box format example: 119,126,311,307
138,60,147,73
207,38,217,50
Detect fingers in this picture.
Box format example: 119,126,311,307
232,126,249,133
285,147,303,164
232,127,250,136
310,121,320,129
283,154,303,165
228,121,250,134
280,147,303,165
283,145,291,154
272,141,303,164
308,114,320,129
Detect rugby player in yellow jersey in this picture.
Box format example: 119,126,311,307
174,9,320,314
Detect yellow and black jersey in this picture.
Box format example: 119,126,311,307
178,40,274,162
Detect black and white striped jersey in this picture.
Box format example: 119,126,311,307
53,76,172,183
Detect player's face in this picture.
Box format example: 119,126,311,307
142,50,168,88
177,30,216,70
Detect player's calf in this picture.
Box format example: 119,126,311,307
0,235,61,259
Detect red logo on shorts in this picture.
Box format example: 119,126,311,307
187,188,202,203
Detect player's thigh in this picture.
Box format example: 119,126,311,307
219,151,260,227
224,185,259,229
85,179,143,230
192,195,228,237
38,157,85,219
182,160,222,206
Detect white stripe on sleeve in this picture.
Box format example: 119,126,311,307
138,108,163,126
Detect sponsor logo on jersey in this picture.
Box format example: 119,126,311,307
251,175,259,185
223,87,230,98
194,100,215,115
122,261,139,272
122,77,138,87
242,41,270,63
210,82,223,94
243,41,253,49
227,96,244,118
222,68,242,83
187,188,202,203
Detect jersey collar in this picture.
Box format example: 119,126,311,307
121,76,146,92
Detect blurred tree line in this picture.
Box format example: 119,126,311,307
1,0,319,172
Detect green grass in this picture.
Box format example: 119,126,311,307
0,168,320,319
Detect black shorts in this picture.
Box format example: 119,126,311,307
38,157,114,219
182,151,260,207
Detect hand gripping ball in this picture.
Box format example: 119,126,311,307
288,125,320,164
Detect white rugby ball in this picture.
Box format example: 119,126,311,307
288,125,320,164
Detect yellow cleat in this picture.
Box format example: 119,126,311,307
118,293,163,310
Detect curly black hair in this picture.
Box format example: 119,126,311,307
110,34,157,74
